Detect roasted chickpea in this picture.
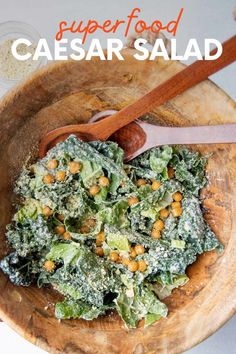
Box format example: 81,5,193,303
89,185,100,196
43,174,54,184
95,247,104,257
99,176,110,187
153,219,165,231
69,161,81,174
128,260,139,272
54,225,66,235
173,191,182,202
138,260,147,272
134,244,145,255
151,229,161,239
151,180,161,191
168,167,175,179
171,201,181,209
47,159,58,170
96,231,105,246
122,257,130,266
159,208,169,219
57,214,65,222
136,179,146,187
80,225,90,234
109,251,119,262
130,247,137,258
116,255,123,264
63,231,71,240
172,207,183,218
56,170,66,182
128,196,139,206
44,260,55,272
42,206,53,217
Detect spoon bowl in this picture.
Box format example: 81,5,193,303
111,121,147,160
88,110,147,160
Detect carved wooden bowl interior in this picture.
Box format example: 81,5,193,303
0,49,236,354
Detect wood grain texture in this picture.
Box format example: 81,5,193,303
0,49,236,354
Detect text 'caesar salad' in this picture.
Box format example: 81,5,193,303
0,135,222,328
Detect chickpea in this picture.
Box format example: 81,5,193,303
130,247,137,258
159,208,169,219
134,244,145,255
172,207,183,218
89,185,100,196
95,247,104,257
173,191,183,202
57,214,65,222
120,181,126,188
56,170,66,182
117,255,123,264
54,225,66,235
42,206,53,217
43,174,54,184
63,231,71,240
122,257,130,266
138,260,147,272
151,229,161,239
96,239,101,246
171,201,181,209
153,219,165,231
47,159,58,170
96,231,105,246
168,167,175,179
44,260,55,272
128,196,139,206
136,179,146,187
109,251,119,262
69,161,81,174
128,260,139,272
151,180,161,191
99,176,110,187
80,225,90,234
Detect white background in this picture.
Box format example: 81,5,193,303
0,1,235,353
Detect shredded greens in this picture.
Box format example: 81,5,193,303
0,135,222,328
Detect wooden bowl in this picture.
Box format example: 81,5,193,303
0,49,236,354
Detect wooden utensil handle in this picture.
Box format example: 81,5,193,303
140,122,236,148
96,35,236,140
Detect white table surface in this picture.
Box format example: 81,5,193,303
0,1,235,353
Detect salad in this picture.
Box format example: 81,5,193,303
0,135,222,328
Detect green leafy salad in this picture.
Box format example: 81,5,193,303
0,135,223,328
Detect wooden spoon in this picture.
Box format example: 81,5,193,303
39,35,236,159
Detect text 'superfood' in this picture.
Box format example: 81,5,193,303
0,135,222,328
